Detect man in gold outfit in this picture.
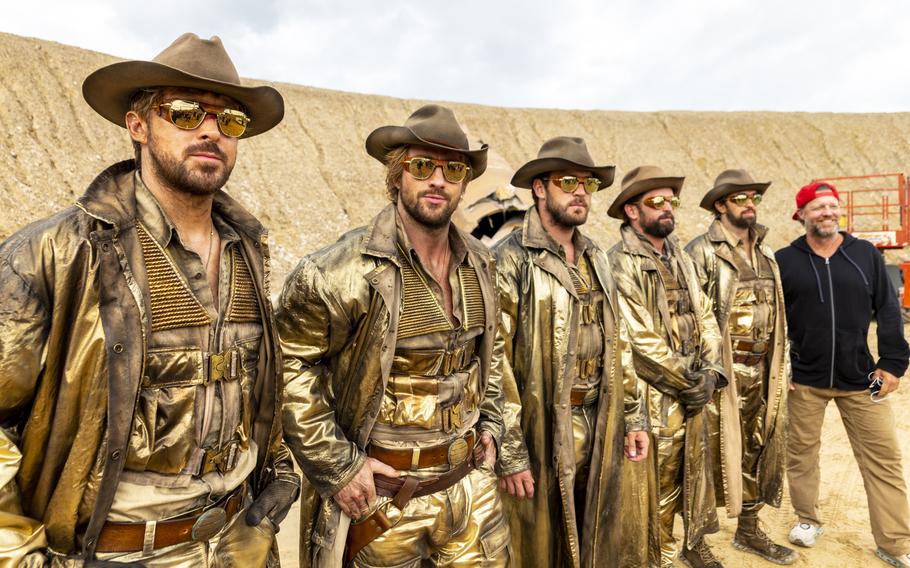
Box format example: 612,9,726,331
686,170,796,565
0,34,298,566
278,105,509,567
493,137,649,567
607,166,728,568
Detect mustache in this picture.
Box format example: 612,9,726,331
419,189,449,200
659,212,674,221
185,142,227,162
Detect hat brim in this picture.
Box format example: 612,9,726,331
365,125,488,177
607,177,685,219
82,60,285,138
698,181,771,212
510,158,616,192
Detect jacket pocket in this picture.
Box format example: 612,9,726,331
834,327,874,383
790,326,830,375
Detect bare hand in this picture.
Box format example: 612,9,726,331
874,368,901,398
624,430,649,461
332,457,399,520
479,431,497,466
499,469,535,499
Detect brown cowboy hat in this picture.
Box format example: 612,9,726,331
607,165,685,219
365,104,488,177
699,169,771,211
82,33,284,138
510,136,615,190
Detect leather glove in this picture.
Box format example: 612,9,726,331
245,475,301,530
678,369,717,409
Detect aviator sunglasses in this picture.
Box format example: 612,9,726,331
154,99,251,138
727,192,763,207
543,176,602,194
403,157,471,183
639,195,681,209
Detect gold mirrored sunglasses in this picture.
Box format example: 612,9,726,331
639,195,680,209
155,99,250,138
726,192,763,206
543,175,602,194
403,157,471,183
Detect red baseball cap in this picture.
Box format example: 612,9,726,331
793,181,840,220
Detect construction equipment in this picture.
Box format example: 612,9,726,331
813,173,910,309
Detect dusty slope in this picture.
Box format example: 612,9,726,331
4,32,910,567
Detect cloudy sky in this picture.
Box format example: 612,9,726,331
4,0,909,112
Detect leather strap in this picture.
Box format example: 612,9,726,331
367,430,475,470
570,387,599,407
733,352,765,365
95,485,244,553
733,339,768,353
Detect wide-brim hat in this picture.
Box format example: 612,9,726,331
82,33,284,138
365,104,488,177
699,169,771,211
510,136,615,191
607,165,685,219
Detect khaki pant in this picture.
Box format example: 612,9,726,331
352,466,509,567
787,383,910,556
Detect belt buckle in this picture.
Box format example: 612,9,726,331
446,437,469,467
752,340,768,353
583,387,599,405
191,507,227,542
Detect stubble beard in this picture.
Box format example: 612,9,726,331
808,217,839,238
147,135,233,197
400,189,458,230
546,196,588,228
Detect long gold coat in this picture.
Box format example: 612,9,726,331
0,161,290,562
607,225,728,557
685,220,788,510
493,209,647,568
277,203,506,568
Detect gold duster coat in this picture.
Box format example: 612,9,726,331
0,161,291,561
277,203,506,568
608,225,728,553
493,209,647,568
685,220,788,510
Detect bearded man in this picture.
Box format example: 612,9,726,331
492,137,649,567
685,170,795,565
0,34,297,567
607,166,728,568
277,105,509,567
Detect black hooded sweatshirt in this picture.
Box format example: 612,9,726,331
776,232,909,390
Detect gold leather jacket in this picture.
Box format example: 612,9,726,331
686,220,789,510
494,208,646,568
608,224,726,549
277,203,505,568
0,161,292,561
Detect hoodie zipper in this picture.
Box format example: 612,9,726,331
825,257,836,388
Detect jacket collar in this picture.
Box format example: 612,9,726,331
520,206,595,259
707,218,768,247
362,202,480,265
619,223,681,259
76,160,267,241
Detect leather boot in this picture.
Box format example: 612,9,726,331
733,514,798,565
680,538,724,568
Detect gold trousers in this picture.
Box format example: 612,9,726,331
656,401,687,566
77,506,275,568
572,404,596,526
353,466,509,567
735,358,768,507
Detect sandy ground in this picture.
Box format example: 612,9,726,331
276,330,910,567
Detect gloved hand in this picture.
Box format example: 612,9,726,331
678,369,717,410
245,475,301,530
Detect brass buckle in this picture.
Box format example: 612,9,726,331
202,439,240,474
751,340,768,353
191,507,227,541
446,437,469,467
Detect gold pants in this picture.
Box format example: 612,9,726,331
734,358,768,509
74,506,276,568
353,466,510,567
572,404,595,526
656,400,687,566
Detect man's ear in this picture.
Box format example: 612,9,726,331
532,178,547,201
623,202,639,221
125,111,149,145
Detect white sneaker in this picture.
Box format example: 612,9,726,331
875,548,910,567
788,522,823,547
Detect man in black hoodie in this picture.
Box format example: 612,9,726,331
776,181,910,567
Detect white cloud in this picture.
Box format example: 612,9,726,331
3,0,909,111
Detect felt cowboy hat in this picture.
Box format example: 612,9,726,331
365,104,488,177
699,169,771,212
511,136,615,190
82,33,284,138
607,165,685,219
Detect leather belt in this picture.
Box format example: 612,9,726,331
95,484,244,553
733,352,765,365
570,386,599,407
367,430,475,470
734,339,768,354
346,444,481,563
